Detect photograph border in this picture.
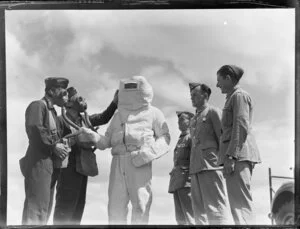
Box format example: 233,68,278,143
0,0,298,228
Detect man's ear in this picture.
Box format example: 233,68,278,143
204,92,209,100
47,88,55,98
225,74,231,81
226,74,237,84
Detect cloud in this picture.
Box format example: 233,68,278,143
253,118,294,172
5,9,295,226
140,65,192,110
6,9,294,97
6,31,45,99
7,11,75,64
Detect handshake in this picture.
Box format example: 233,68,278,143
64,127,160,168
64,127,101,149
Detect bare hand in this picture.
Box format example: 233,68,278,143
53,143,69,160
113,90,119,105
223,156,235,175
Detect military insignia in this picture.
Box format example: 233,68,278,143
177,143,186,148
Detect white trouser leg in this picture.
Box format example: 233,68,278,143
124,155,152,225
108,156,130,224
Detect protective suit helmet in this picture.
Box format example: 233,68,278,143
118,76,153,111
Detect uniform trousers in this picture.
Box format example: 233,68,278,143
53,165,88,225
173,187,194,225
22,158,58,225
225,161,254,225
191,169,233,225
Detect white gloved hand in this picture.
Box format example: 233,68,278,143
65,127,100,148
130,147,156,167
130,150,139,157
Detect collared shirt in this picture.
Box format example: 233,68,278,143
168,132,191,193
189,103,222,174
218,86,261,164
25,96,63,158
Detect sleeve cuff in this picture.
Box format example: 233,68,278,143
131,148,156,167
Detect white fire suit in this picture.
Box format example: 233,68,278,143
96,76,170,224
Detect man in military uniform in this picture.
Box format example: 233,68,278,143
20,77,70,225
168,111,194,225
53,87,118,225
216,65,261,225
189,83,233,225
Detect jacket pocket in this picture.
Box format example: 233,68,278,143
222,107,233,127
168,168,190,193
202,148,218,161
39,158,53,175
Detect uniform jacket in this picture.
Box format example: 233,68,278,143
168,132,191,193
218,86,261,164
20,96,63,176
189,104,223,174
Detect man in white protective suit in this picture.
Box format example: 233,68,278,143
67,76,171,225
